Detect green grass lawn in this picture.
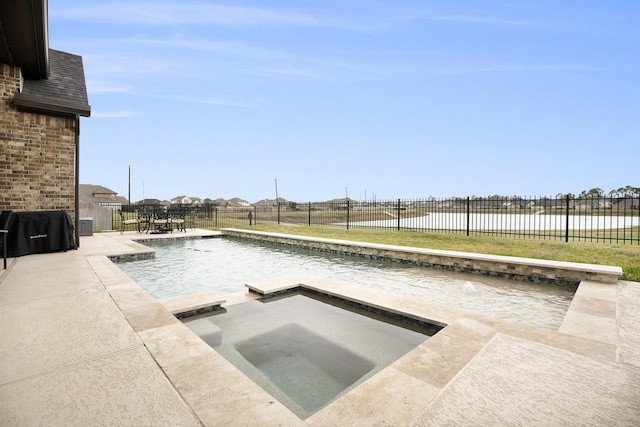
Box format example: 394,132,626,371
228,223,640,282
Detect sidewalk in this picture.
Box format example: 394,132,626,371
1,231,639,426
0,231,216,425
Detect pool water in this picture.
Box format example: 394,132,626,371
185,292,432,419
116,237,576,330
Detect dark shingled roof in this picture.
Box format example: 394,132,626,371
14,49,91,117
79,184,117,203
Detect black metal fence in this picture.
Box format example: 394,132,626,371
116,195,640,244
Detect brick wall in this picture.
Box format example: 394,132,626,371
0,64,77,221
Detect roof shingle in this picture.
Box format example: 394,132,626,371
15,49,91,117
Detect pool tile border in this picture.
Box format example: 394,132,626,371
108,252,155,263
222,228,622,285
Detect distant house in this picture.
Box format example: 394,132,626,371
254,198,280,207
575,200,612,210
612,198,639,210
171,195,203,205
537,198,571,210
171,195,192,205
134,199,162,207
226,198,252,207
436,200,466,210
79,185,126,211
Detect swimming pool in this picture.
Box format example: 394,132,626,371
115,236,575,330
185,291,436,419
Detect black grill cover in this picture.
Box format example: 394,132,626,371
4,211,77,257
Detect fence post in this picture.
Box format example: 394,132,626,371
636,196,640,245
397,199,401,231
565,195,570,243
347,200,350,229
308,202,311,226
466,197,470,236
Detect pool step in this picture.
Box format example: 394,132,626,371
159,292,226,319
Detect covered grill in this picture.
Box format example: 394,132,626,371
3,211,76,257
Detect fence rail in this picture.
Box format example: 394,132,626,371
116,195,640,244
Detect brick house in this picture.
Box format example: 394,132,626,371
0,1,91,246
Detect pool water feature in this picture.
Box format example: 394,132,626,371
185,292,435,419
116,237,576,330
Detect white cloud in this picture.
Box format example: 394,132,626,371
424,63,604,76
98,36,286,59
51,2,351,29
87,55,183,77
167,94,258,108
87,80,135,94
256,67,326,80
91,110,138,118
418,13,546,29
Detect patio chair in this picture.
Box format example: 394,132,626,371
150,211,172,233
171,213,186,232
138,213,150,233
119,211,140,235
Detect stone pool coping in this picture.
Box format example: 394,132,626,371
2,230,638,426
160,292,227,319
89,231,640,426
237,273,637,426
221,228,623,285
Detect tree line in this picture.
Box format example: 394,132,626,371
568,185,640,199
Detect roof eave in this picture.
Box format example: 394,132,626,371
0,0,49,79
13,92,91,117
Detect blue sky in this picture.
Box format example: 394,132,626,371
49,1,639,203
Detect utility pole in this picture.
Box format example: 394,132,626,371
128,165,131,211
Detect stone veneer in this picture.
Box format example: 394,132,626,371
0,64,77,220
222,228,622,285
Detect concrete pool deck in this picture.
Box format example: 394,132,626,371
0,230,639,425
